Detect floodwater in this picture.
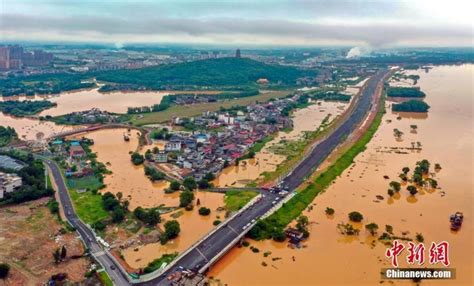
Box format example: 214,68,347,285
123,191,225,269
208,65,473,285
38,88,169,116
76,128,177,209
0,87,168,117
0,112,80,140
212,100,350,187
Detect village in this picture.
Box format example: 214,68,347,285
142,93,299,183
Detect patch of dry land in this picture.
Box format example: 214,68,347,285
0,198,89,285
208,65,473,285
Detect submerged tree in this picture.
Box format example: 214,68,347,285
365,223,379,236
407,185,418,196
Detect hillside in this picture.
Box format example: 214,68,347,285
96,57,314,88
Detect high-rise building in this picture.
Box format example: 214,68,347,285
0,45,53,70
235,48,241,58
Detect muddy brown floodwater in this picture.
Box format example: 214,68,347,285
212,100,350,187
75,128,225,269
0,112,81,140
77,128,176,209
38,88,169,116
208,65,473,286
123,190,225,269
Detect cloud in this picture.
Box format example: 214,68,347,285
1,1,472,46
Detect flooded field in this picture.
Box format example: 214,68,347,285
123,191,225,269
77,128,227,269
38,88,169,116
0,87,168,117
0,112,80,140
209,65,473,285
77,128,178,209
212,101,350,187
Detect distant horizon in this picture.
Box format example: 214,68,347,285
1,1,472,48
1,40,473,50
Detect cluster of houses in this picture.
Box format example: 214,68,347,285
150,96,298,180
50,139,94,178
0,171,22,199
56,108,118,124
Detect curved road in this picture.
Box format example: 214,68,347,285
44,160,131,285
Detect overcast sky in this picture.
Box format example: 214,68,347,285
1,0,473,47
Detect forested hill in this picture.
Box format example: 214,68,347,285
96,57,314,88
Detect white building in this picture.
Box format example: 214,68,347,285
0,172,22,199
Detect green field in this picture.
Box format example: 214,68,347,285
224,190,259,211
67,177,108,224
97,270,113,286
124,90,291,126
143,252,178,274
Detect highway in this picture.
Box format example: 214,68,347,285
45,69,388,285
281,69,388,190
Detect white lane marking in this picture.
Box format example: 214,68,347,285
228,225,239,235
196,248,209,262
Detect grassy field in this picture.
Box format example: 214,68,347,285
263,95,385,229
224,190,259,211
67,176,103,190
124,90,292,126
67,176,108,225
143,252,178,274
97,270,114,286
261,114,332,183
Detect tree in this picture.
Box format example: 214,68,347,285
131,152,145,165
399,173,408,181
417,159,430,174
0,263,10,280
348,211,364,222
92,221,106,231
179,190,194,207
272,229,287,242
198,179,210,189
416,233,424,243
143,208,161,226
296,215,310,238
60,245,67,260
407,185,418,196
170,181,181,191
111,207,125,223
204,173,215,181
183,177,197,191
325,207,335,215
365,223,379,236
47,199,59,214
402,167,410,174
389,181,401,192
102,192,120,211
53,248,62,264
198,207,211,216
428,178,438,189
387,189,395,197
164,220,181,239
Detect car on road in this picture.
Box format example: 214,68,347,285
110,265,116,270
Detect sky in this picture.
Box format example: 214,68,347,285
1,0,473,47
